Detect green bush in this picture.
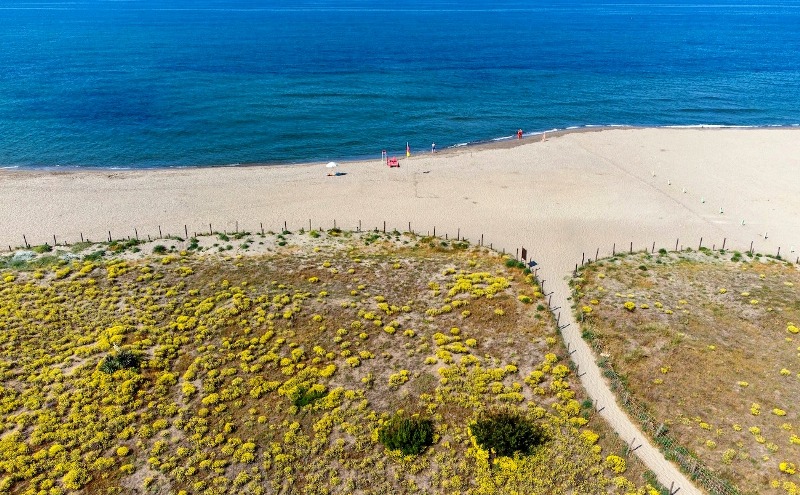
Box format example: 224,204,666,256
471,411,546,456
32,244,52,254
152,245,167,255
378,415,434,455
504,259,526,269
293,387,327,408
99,349,141,374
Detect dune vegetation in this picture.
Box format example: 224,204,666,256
0,229,663,494
573,248,800,495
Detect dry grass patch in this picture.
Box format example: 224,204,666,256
574,249,800,495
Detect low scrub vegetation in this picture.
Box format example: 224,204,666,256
0,231,660,494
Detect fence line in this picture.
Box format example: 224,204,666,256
4,220,499,254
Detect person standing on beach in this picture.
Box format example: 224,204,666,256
517,129,523,140
431,142,436,153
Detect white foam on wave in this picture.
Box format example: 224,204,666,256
663,124,756,129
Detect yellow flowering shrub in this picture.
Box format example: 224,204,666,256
0,233,659,495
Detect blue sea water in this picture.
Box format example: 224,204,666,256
1,0,799,168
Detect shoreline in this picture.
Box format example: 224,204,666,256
2,124,799,173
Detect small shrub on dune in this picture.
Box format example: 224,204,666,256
378,415,434,455
99,349,141,374
33,244,52,254
470,410,546,457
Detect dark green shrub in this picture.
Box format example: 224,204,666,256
152,245,167,255
309,230,321,238
470,411,546,456
293,387,327,408
99,349,141,374
378,415,434,455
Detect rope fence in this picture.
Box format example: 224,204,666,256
5,220,498,252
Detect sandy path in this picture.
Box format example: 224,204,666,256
2,128,800,492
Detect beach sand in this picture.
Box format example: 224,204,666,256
2,128,798,270
2,127,799,492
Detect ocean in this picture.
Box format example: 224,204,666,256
1,0,799,169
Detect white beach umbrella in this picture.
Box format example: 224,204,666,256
326,162,338,168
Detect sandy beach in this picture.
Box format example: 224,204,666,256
2,128,799,271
